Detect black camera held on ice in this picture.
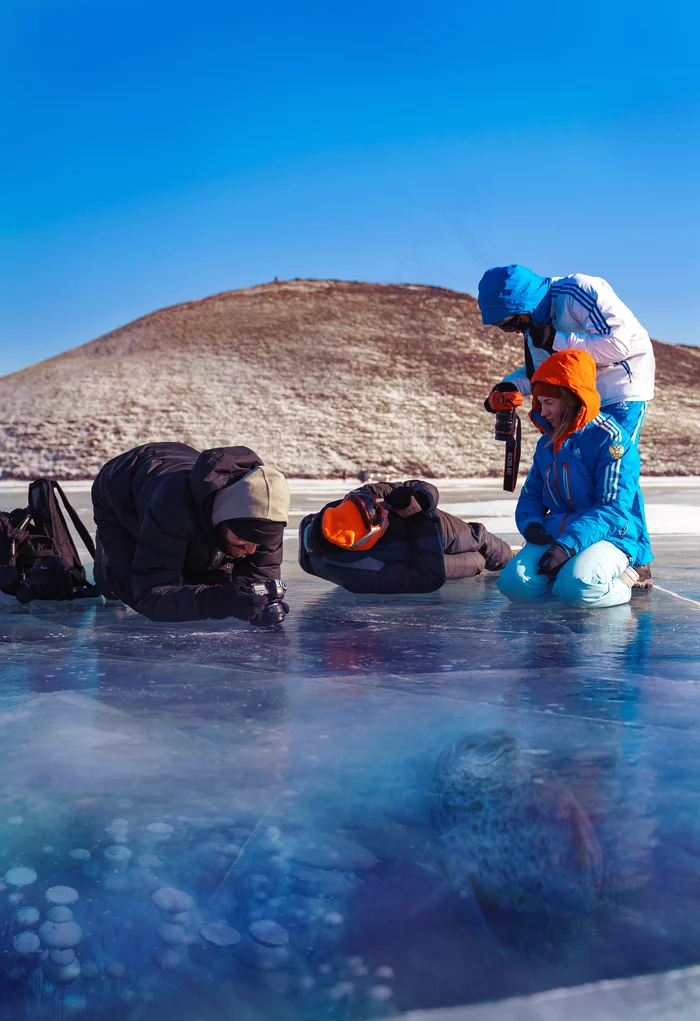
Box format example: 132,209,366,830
15,555,76,604
248,579,289,628
485,384,524,493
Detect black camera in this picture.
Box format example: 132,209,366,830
15,555,75,604
249,580,288,628
495,408,519,442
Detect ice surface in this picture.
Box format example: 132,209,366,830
1,482,700,1020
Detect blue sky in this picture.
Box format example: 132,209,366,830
1,0,699,374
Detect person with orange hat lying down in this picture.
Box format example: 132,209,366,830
498,349,644,608
298,481,513,594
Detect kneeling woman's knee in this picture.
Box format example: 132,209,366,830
553,555,625,608
497,550,551,603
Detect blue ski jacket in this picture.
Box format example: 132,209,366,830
517,414,643,563
516,350,645,563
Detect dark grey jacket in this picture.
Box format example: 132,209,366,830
92,443,283,621
298,481,511,595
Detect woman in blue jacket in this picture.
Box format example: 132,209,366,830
498,349,644,608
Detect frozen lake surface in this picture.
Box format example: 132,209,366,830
1,480,700,1021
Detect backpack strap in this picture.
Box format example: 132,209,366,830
51,482,97,560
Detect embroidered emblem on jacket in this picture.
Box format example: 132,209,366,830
609,443,624,460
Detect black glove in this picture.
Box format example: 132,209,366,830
537,542,573,576
523,522,554,546
484,380,518,413
527,323,556,352
385,486,413,511
221,577,269,621
250,600,290,628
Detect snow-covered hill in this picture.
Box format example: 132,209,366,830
1,279,698,478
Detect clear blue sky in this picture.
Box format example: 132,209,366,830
1,0,699,375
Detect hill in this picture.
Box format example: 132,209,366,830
1,279,698,479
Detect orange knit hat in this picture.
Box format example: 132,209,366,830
321,497,386,550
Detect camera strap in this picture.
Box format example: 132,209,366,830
503,413,522,493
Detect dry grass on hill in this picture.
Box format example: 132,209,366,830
1,279,698,479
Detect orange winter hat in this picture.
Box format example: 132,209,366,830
530,350,601,446
321,498,384,550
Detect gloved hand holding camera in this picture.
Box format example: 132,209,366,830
247,579,290,628
483,380,521,414
222,577,288,625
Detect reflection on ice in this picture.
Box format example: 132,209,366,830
1,535,700,1019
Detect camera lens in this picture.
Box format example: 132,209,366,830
15,582,34,604
495,411,516,442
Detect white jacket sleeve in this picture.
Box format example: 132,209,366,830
502,363,532,395
551,281,633,366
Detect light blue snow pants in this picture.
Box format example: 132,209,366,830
498,541,632,609
604,400,652,566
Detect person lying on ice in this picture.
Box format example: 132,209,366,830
298,480,512,594
498,349,645,609
92,443,290,624
477,263,654,588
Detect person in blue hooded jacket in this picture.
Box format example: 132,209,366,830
498,350,643,609
477,264,654,586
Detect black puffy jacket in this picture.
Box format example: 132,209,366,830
92,443,283,621
298,480,511,595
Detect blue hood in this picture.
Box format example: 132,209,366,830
478,265,552,325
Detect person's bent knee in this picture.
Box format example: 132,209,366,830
553,555,630,608
498,551,551,603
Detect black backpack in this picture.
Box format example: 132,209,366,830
0,479,97,603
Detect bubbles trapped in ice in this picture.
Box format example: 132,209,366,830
46,886,79,906
160,909,189,924
200,922,241,947
330,981,355,1000
5,867,38,887
215,842,242,858
157,922,191,945
8,816,23,825
49,949,76,965
156,949,181,970
151,886,194,913
13,931,41,955
39,919,82,948
146,822,175,838
249,920,290,947
15,906,40,926
81,961,100,979
234,938,290,971
43,957,81,984
283,833,378,872
106,962,126,978
104,845,133,866
370,984,394,1001
106,819,129,843
69,848,91,861
47,906,73,922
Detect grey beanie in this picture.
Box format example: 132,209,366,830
212,466,290,526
